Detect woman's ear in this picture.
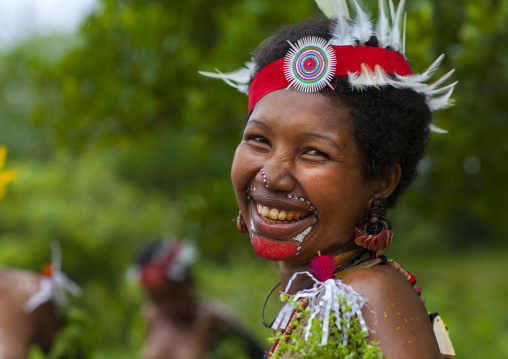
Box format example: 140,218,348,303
372,164,402,199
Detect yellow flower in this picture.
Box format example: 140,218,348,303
0,145,18,200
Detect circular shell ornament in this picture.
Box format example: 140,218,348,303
284,36,336,92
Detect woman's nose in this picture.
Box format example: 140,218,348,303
257,155,295,193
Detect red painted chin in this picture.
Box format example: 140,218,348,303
251,234,299,261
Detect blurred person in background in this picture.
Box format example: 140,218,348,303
0,268,60,358
1,145,60,358
0,243,83,359
200,0,457,357
135,239,265,359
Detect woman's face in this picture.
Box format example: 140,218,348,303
231,89,380,265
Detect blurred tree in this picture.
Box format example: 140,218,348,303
24,0,318,255
392,0,508,250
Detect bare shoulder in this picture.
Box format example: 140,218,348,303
0,268,42,301
341,265,442,359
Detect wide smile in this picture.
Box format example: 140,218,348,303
249,198,317,241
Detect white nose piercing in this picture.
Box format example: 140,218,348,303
260,168,268,188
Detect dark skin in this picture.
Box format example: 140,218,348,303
231,89,441,358
0,268,59,359
142,279,263,359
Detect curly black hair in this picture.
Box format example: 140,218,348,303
250,18,431,208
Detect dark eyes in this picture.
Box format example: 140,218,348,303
244,135,269,144
306,149,325,156
303,148,329,160
244,135,329,160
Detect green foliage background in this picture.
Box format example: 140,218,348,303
0,0,507,358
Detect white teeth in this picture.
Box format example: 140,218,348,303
256,203,311,224
269,208,279,219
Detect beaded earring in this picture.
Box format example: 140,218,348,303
236,211,248,234
354,197,393,257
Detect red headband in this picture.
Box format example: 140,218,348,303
248,44,412,112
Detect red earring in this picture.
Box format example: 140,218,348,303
354,198,393,257
236,211,248,234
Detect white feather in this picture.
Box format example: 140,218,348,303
199,62,255,95
425,81,458,96
402,12,407,55
429,124,448,133
200,0,456,118
315,0,336,18
397,54,445,83
428,85,456,110
423,70,456,92
330,17,353,45
376,0,390,48
349,0,373,44
388,0,396,23
332,0,351,19
348,64,457,112
24,243,81,313
391,71,455,94
330,0,353,45
389,0,406,51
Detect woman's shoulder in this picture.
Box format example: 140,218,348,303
0,268,42,299
341,263,442,359
341,262,416,299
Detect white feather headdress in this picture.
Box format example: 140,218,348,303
24,242,81,313
199,0,456,131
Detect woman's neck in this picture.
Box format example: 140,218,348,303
278,261,314,295
278,244,362,294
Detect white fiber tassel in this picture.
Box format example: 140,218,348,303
272,271,370,347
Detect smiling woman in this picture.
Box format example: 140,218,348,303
200,1,456,358
233,90,376,263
